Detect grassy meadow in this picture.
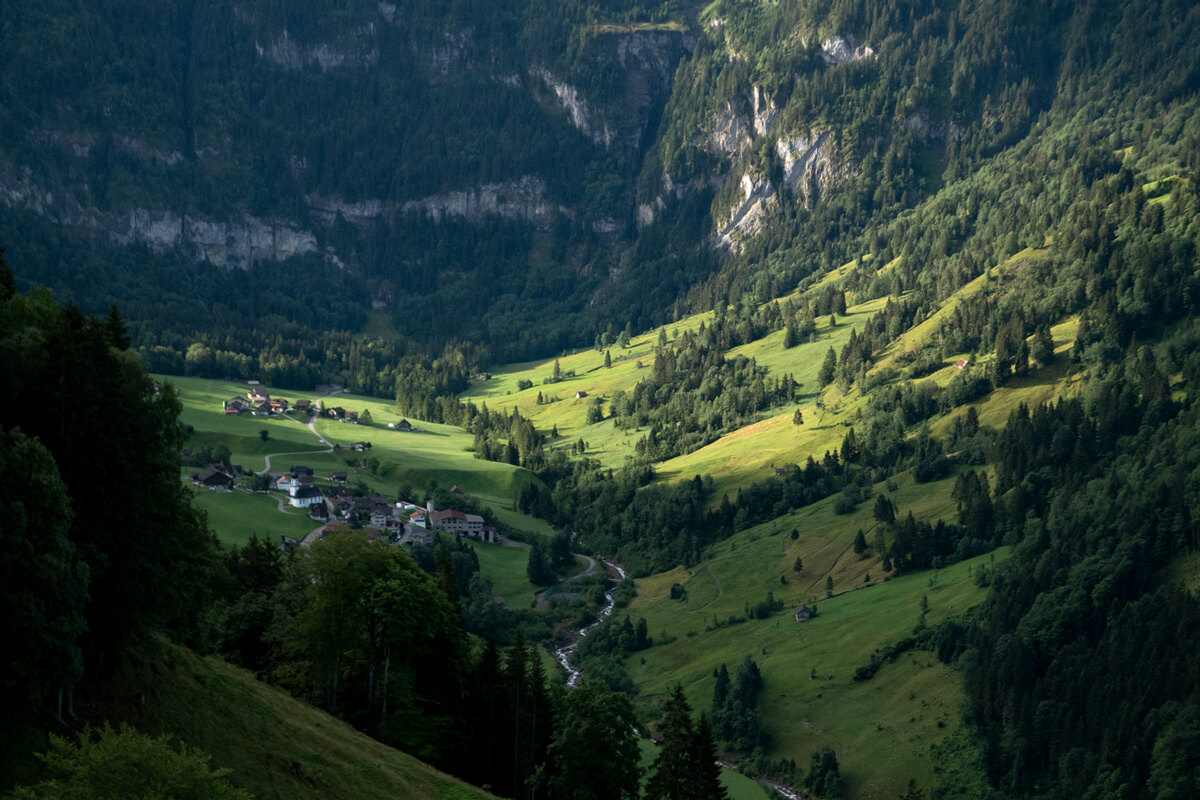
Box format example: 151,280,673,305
188,484,317,548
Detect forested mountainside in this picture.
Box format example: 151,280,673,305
3,0,1195,379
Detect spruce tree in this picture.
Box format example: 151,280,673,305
853,529,867,554
645,684,695,800
690,714,730,800
818,347,837,388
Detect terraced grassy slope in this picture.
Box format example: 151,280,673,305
90,641,493,800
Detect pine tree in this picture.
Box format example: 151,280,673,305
526,539,552,585
874,495,896,525
818,347,837,388
645,684,695,800
793,408,804,425
853,529,867,554
793,557,803,573
0,250,14,301
604,350,612,368
104,304,130,350
825,575,834,597
1032,325,1055,366
689,714,730,800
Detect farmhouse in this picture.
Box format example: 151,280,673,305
396,419,413,432
794,603,814,622
575,390,588,399
191,466,233,491
308,502,329,521
331,471,348,483
955,359,970,370
224,396,249,415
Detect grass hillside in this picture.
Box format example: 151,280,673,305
621,470,1003,798
458,281,882,472
85,641,493,800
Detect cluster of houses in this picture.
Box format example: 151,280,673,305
223,382,313,418
272,465,499,544
202,380,469,548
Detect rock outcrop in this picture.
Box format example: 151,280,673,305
820,35,875,66
717,173,776,249
532,67,617,148
257,28,379,71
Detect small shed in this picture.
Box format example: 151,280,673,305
794,603,814,623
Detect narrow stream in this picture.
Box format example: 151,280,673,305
548,559,804,799
551,558,625,687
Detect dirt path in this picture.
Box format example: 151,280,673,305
258,413,334,474
688,562,724,614
300,524,326,549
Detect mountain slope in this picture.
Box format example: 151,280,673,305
80,641,493,800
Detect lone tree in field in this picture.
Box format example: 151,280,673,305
793,557,803,573
825,575,834,597
793,408,804,425
259,429,269,442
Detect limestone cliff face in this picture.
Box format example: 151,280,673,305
256,27,379,71
533,67,618,148
532,30,693,151
717,173,776,248
400,176,562,225
819,34,875,66
0,166,319,269
694,27,876,249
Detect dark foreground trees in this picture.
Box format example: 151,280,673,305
0,260,216,756
645,684,729,800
